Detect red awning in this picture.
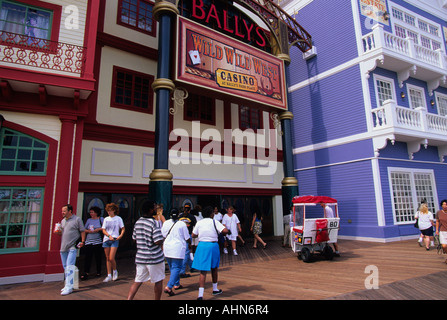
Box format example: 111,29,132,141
292,195,337,204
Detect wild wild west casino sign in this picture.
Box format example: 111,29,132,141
176,0,287,110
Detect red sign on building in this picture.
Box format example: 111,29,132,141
176,17,287,110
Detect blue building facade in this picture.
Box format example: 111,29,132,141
285,0,447,241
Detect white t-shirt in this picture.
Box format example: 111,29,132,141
102,215,124,241
323,206,335,218
192,218,225,242
222,214,240,240
161,219,190,259
213,212,223,222
415,211,434,230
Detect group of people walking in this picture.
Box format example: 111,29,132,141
55,201,268,300
54,203,125,295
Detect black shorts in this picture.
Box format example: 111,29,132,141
421,227,434,236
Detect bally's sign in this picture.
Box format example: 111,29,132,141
176,17,287,110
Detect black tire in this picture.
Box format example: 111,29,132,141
300,247,311,263
322,245,334,260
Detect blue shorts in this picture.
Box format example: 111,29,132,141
191,242,220,271
102,239,119,248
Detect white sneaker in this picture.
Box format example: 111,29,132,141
233,249,238,256
112,270,118,281
103,275,112,282
61,287,73,296
223,248,228,254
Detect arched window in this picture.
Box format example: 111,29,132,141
0,128,48,175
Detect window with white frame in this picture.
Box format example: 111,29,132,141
390,3,443,52
436,93,447,116
374,75,395,107
407,85,426,110
389,168,438,224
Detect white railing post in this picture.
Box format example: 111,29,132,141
383,99,398,127
436,49,447,70
416,107,427,132
372,24,385,49
407,37,416,59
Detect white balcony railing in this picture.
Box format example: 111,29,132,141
363,24,447,70
372,99,447,136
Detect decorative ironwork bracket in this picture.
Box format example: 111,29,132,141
170,87,189,115
235,0,312,53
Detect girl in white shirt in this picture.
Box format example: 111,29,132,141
222,206,241,255
102,203,125,282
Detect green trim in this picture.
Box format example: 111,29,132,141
0,128,49,175
0,187,44,254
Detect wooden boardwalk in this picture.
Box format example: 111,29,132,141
1,238,447,301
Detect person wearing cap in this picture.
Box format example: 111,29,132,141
179,204,197,277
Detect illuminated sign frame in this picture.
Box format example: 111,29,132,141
176,17,287,110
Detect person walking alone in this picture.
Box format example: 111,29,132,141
250,211,267,249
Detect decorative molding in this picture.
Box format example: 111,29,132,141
428,76,447,96
373,135,395,157
397,65,417,88
407,139,427,160
91,148,134,177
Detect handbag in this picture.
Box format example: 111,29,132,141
213,220,225,245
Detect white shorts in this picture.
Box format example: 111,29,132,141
135,262,165,283
226,234,237,241
439,231,447,245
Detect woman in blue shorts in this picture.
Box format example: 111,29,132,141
102,203,125,282
191,206,229,300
